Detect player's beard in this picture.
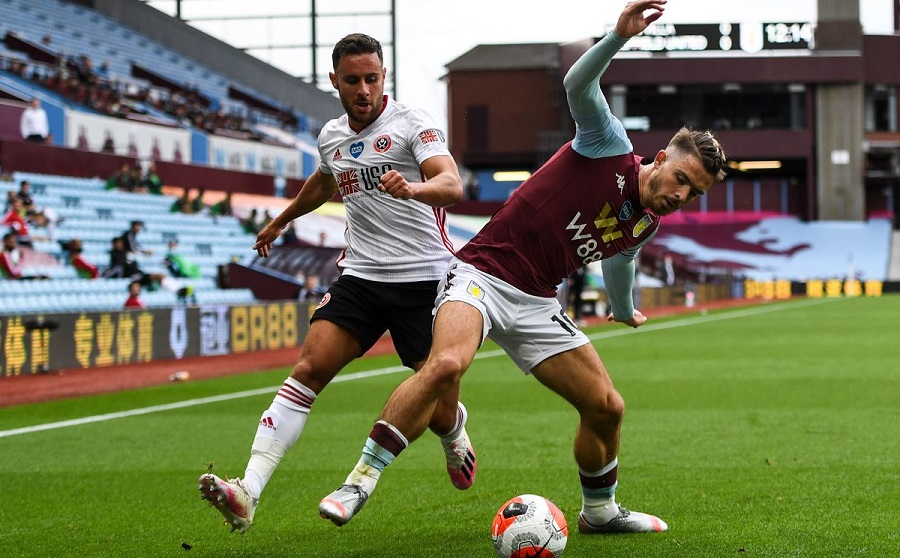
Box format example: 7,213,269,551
343,95,383,130
645,174,677,215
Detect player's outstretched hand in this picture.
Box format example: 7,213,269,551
379,169,417,200
615,0,666,40
253,222,281,257
607,308,647,328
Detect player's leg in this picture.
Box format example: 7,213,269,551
531,345,667,533
388,280,477,490
201,275,381,532
319,299,484,526
199,318,361,533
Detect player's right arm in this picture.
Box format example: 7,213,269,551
254,169,338,257
563,1,666,157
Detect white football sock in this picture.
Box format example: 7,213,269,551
243,378,316,500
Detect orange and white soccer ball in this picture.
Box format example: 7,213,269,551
491,494,568,558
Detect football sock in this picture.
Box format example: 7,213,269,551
438,402,467,444
243,377,316,500
345,421,408,495
580,457,619,524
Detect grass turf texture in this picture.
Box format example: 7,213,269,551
1,296,898,557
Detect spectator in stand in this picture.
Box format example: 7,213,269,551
281,221,299,246
164,239,202,279
260,209,274,230
209,191,233,217
124,279,145,309
4,191,18,212
120,220,152,256
103,235,140,279
142,163,163,195
171,188,193,214
64,238,99,279
297,274,324,302
16,181,36,214
190,188,207,214
123,165,143,192
1,198,32,247
0,232,24,279
20,98,49,143
241,208,261,234
102,235,168,289
568,268,587,326
106,164,134,191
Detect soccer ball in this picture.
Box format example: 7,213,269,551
491,494,568,558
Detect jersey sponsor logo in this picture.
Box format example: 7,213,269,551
418,129,445,145
593,203,624,243
350,141,365,158
466,280,485,300
616,173,625,195
632,214,654,238
619,201,633,221
374,135,392,153
332,149,342,161
336,170,360,196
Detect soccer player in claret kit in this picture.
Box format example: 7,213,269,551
198,33,477,533
320,0,727,535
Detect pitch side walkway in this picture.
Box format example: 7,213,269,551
0,298,758,407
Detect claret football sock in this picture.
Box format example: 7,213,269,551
345,421,408,495
243,377,316,499
579,457,620,524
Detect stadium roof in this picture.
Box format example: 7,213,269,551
445,43,559,72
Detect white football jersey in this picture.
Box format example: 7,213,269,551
318,96,456,282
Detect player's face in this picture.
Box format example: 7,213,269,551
643,150,714,216
330,53,386,131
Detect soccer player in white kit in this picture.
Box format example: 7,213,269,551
199,33,477,533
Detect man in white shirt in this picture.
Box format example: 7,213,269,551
20,98,49,143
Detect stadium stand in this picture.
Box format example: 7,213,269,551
0,0,320,142
0,172,256,314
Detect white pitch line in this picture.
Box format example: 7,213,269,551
0,297,840,439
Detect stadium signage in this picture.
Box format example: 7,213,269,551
0,302,310,377
604,22,814,53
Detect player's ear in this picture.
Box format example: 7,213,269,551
329,72,338,90
654,150,667,167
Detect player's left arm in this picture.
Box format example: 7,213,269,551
600,229,659,328
378,154,463,208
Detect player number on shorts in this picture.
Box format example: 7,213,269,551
551,311,579,337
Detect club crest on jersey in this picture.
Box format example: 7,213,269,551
373,135,392,153
316,293,331,309
332,149,342,161
632,214,654,238
418,129,445,145
466,280,485,300
349,141,364,158
619,201,633,221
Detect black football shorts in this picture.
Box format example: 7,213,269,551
311,274,440,368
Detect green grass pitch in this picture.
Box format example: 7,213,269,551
1,296,898,557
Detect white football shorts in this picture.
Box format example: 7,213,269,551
436,259,590,373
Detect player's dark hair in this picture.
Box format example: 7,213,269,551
668,127,728,181
332,33,383,70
